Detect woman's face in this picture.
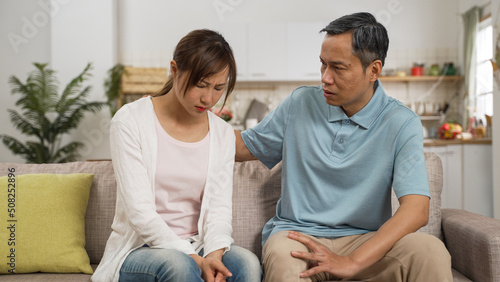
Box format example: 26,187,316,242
173,67,229,117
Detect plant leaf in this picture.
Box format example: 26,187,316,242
52,101,106,136
52,142,84,163
57,63,93,112
25,141,50,163
0,135,30,156
7,109,41,138
104,64,126,116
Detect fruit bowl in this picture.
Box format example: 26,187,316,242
438,122,462,140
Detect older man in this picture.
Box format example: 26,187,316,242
235,12,452,282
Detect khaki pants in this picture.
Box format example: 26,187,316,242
262,231,452,282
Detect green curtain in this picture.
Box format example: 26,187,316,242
462,6,480,127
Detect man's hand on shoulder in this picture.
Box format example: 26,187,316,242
234,130,257,162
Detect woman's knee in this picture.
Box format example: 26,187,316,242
224,245,262,282
161,250,200,272
120,248,202,281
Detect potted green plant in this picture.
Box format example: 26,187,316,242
104,63,126,116
0,62,107,163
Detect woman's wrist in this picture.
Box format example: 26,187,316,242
189,254,204,266
205,249,225,261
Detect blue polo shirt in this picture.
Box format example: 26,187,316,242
241,82,430,245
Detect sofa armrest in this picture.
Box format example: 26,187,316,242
441,208,500,282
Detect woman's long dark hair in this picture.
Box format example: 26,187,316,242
155,29,237,108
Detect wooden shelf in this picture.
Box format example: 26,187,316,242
121,66,167,95
379,75,463,82
424,138,492,146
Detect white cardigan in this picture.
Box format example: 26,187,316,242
92,97,235,282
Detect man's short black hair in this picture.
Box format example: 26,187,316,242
321,12,389,70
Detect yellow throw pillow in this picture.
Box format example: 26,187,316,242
0,173,94,274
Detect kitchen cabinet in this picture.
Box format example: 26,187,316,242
424,144,463,209
247,23,287,81
217,22,326,81
215,23,249,80
424,142,493,217
463,144,493,217
286,22,325,81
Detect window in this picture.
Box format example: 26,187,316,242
475,17,493,119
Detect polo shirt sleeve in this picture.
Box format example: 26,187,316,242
392,116,431,199
240,93,294,169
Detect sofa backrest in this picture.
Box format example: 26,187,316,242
0,152,443,264
232,152,444,259
232,160,283,259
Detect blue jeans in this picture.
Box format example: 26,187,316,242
119,245,262,282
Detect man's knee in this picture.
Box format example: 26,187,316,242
396,232,451,267
262,231,311,281
263,231,307,262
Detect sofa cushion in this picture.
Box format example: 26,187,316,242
0,161,116,265
232,160,282,259
0,173,94,274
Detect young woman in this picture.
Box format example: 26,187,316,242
92,29,262,282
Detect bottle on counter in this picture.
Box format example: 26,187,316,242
466,117,476,138
475,119,486,139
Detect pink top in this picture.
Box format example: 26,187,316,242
154,114,210,239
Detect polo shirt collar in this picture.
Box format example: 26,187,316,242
328,80,388,129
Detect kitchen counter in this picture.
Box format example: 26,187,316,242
423,138,492,146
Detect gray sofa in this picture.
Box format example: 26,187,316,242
0,152,499,281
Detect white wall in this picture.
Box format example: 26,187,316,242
50,0,116,161
0,0,51,162
118,0,460,68
117,0,462,125
0,0,463,163
0,0,116,163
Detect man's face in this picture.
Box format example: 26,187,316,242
320,33,377,117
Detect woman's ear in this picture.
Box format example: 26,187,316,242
369,60,383,82
170,60,178,78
